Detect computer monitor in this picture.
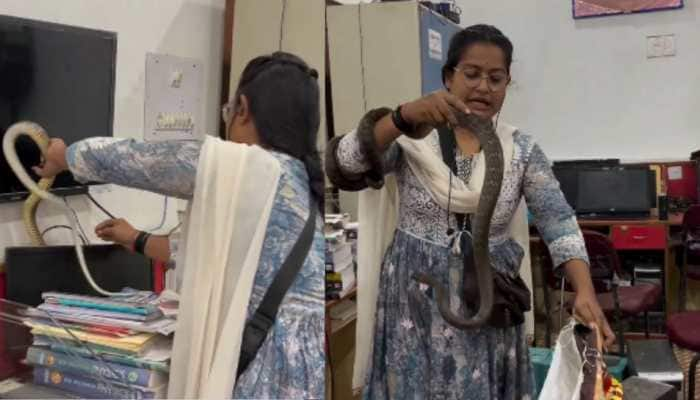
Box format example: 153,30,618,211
4,244,153,307
0,15,116,202
576,167,656,217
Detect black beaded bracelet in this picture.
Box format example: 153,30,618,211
133,231,151,255
391,104,415,134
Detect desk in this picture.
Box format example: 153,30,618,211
576,214,692,313
531,213,696,314
577,213,683,229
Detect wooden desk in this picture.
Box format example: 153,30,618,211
577,213,683,228
531,213,696,314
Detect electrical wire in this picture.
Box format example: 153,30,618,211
86,191,116,219
64,198,90,245
40,224,88,245
144,195,169,233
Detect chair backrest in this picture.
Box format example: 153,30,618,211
683,205,700,259
581,230,619,292
542,230,618,293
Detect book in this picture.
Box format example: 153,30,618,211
45,340,170,373
326,267,356,289
38,304,159,322
26,321,156,351
325,242,353,272
328,299,357,322
33,367,165,399
25,307,176,335
42,292,160,317
26,347,167,388
0,378,76,399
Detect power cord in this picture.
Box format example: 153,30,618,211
63,198,90,244
88,190,179,236
41,224,88,245
144,196,169,232
86,192,116,219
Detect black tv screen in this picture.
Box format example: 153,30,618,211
576,168,655,215
553,167,579,210
0,15,116,202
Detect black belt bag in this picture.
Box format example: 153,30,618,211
459,233,531,328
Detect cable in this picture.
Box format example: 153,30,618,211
64,198,90,245
40,224,88,245
358,4,368,113
166,221,183,236
145,196,169,233
278,0,287,51
86,192,116,219
88,190,174,234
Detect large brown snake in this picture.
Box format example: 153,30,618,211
412,112,504,329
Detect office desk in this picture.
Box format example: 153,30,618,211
531,213,695,314
576,213,683,229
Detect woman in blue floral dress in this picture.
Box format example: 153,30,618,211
326,25,614,400
34,52,325,399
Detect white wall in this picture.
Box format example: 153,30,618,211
0,0,225,261
455,0,700,161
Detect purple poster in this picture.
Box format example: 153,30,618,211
573,0,683,18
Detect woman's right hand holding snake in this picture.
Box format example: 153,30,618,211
32,138,69,178
399,90,471,139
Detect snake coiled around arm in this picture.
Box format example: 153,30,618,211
413,112,504,329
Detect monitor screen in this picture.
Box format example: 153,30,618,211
553,167,579,210
0,15,116,202
576,168,655,214
4,244,154,307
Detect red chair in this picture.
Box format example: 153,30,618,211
679,205,700,311
667,312,700,400
543,230,662,354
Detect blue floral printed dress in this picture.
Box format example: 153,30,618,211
335,129,589,400
66,137,325,399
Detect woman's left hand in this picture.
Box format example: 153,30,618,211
32,138,69,178
573,288,616,349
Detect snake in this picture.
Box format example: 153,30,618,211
412,112,504,329
3,121,127,296
9,122,55,246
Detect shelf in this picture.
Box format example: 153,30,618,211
326,286,357,310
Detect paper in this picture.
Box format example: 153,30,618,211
428,29,443,61
0,379,24,394
668,166,683,180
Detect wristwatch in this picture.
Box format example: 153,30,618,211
133,231,151,255
391,104,415,134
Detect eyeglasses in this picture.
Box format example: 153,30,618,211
453,66,510,92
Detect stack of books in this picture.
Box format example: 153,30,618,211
22,290,176,399
325,214,357,300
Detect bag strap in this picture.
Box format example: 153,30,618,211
437,126,470,231
237,204,318,378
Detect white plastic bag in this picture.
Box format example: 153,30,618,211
538,319,584,400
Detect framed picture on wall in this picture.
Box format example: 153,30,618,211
573,0,683,19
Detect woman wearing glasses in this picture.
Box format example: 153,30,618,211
33,52,325,399
326,25,613,399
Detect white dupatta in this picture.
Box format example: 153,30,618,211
168,136,281,399
352,122,533,390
